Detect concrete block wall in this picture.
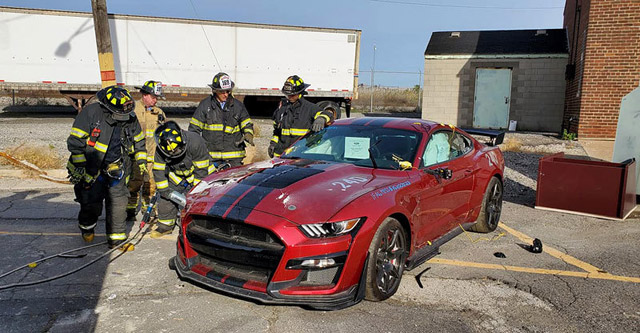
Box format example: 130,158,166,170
422,57,567,132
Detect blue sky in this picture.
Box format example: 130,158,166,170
1,0,565,87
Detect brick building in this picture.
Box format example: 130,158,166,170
564,0,640,139
422,29,568,132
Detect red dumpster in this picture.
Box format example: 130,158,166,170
535,153,636,220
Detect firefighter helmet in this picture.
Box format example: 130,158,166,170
281,75,310,96
208,72,235,91
136,80,165,99
97,86,135,121
155,120,186,158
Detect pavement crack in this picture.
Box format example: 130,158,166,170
555,275,578,309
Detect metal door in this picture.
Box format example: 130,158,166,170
473,68,512,129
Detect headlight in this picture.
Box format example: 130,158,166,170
298,218,362,238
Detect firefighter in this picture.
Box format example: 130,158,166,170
188,72,254,170
126,80,167,222
268,75,334,158
151,121,210,238
66,86,147,251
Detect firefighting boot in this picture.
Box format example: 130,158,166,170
81,229,95,243
150,224,173,239
108,241,135,252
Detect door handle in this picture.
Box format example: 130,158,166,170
504,96,510,104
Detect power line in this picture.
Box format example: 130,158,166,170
370,0,563,10
187,0,222,71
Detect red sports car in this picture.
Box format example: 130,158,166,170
171,117,504,310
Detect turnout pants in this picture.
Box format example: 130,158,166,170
127,161,156,214
74,171,130,246
156,184,187,233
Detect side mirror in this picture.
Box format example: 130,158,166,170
424,167,452,180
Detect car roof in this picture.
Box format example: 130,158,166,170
334,117,439,133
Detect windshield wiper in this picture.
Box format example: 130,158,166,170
368,139,381,169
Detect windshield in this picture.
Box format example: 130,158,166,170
281,125,422,170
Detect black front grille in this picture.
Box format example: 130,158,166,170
187,216,285,273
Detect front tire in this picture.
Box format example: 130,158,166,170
365,217,407,301
317,100,342,120
471,176,503,233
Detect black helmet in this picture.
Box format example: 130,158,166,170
97,86,135,121
155,121,187,158
135,80,165,99
281,75,310,96
208,72,234,91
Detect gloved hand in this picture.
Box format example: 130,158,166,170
139,163,148,175
67,163,86,185
312,117,326,132
268,143,276,158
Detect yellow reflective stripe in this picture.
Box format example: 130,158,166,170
281,129,290,135
240,118,252,128
126,203,137,209
209,151,222,159
146,156,155,162
157,219,175,226
186,175,195,184
94,141,108,153
193,160,209,168
207,164,217,174
317,114,331,123
156,180,169,189
70,127,89,138
174,167,194,176
274,152,281,157
145,129,155,138
153,162,166,170
203,123,224,131
168,172,182,185
71,154,86,163
193,178,201,185
189,118,205,129
287,128,309,136
244,128,254,135
221,150,246,158
134,131,145,142
108,233,127,240
271,136,279,143
223,125,240,134
135,152,147,161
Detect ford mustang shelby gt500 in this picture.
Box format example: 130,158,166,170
171,117,504,309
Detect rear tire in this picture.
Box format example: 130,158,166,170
317,101,342,120
471,176,503,233
364,217,407,301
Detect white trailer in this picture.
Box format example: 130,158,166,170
0,6,361,117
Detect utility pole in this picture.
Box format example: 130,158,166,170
91,0,116,87
370,44,376,113
417,69,422,112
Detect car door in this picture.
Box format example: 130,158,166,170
412,130,474,246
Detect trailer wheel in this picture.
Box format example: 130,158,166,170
318,101,342,120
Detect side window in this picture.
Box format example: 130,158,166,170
450,133,473,158
422,131,451,167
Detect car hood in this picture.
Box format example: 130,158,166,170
189,158,405,225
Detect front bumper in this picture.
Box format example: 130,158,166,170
172,254,365,310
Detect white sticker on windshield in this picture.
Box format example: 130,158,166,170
344,137,370,159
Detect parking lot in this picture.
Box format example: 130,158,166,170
1,110,639,332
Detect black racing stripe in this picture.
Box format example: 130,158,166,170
227,186,274,221
226,164,325,221
350,118,370,126
207,183,252,217
366,118,389,127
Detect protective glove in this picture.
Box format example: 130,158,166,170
311,117,326,132
268,143,276,158
67,162,86,185
139,163,148,175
